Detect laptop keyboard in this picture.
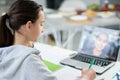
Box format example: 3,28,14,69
72,54,111,67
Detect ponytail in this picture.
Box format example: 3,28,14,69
0,13,14,47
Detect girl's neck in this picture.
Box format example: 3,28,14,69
14,32,33,48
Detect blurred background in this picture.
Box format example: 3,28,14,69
0,0,120,51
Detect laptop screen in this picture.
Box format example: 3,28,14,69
78,26,120,61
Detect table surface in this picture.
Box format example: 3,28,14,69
34,42,120,80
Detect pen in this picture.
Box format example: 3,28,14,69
88,58,95,69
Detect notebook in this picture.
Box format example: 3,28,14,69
60,26,120,74
43,60,62,72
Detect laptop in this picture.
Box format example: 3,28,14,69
60,26,120,74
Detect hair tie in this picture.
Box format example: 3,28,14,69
2,13,14,35
2,13,9,18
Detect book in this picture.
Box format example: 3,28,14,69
43,60,62,72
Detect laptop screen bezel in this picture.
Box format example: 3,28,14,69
77,26,120,61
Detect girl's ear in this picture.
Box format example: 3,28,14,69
25,21,32,31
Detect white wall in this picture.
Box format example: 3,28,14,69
81,0,100,5
34,0,47,8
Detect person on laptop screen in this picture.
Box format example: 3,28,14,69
93,33,109,57
0,0,96,80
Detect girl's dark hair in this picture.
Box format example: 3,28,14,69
0,0,43,47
